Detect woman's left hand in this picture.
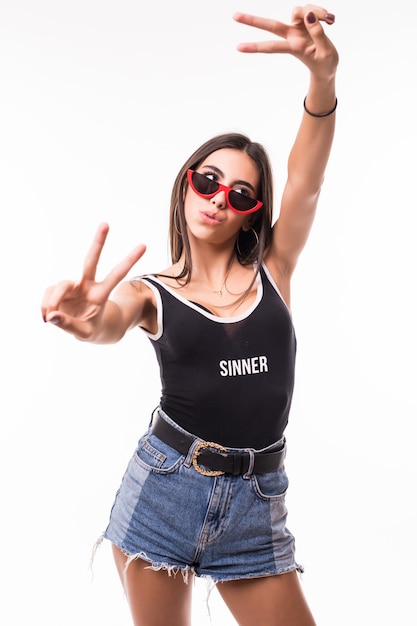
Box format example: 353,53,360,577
234,5,338,80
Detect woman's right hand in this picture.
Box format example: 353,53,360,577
41,223,146,341
234,5,338,81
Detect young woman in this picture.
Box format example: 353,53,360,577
42,7,338,626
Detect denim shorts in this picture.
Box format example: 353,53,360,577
101,408,303,582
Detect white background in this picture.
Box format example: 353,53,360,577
1,1,416,624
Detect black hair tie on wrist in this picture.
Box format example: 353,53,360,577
303,96,338,118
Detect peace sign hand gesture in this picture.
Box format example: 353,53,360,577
234,5,338,80
41,223,146,341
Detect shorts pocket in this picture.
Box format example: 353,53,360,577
250,467,289,501
134,433,185,474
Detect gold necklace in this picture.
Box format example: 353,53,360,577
213,286,225,297
202,278,226,297
203,266,232,297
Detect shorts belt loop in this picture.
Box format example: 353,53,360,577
243,449,255,479
184,438,200,468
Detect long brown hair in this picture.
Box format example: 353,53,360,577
169,133,274,284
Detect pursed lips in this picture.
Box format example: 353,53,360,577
200,210,223,225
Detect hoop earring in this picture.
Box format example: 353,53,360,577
236,227,259,257
250,227,259,246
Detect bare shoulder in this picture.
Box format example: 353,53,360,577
115,262,180,301
114,276,154,300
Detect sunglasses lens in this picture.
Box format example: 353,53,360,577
228,190,258,213
191,171,219,195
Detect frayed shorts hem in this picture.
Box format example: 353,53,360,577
212,563,305,584
92,535,304,585
92,535,194,584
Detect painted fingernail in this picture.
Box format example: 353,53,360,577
49,316,61,325
306,12,316,24
326,13,335,22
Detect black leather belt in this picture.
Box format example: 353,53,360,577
151,411,286,476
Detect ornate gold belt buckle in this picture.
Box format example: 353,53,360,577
192,440,227,476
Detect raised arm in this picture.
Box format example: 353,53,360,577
234,6,338,280
41,223,150,343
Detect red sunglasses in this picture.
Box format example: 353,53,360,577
187,169,263,215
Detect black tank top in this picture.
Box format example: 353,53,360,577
140,264,296,449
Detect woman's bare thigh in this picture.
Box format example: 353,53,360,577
112,544,193,626
216,570,316,626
